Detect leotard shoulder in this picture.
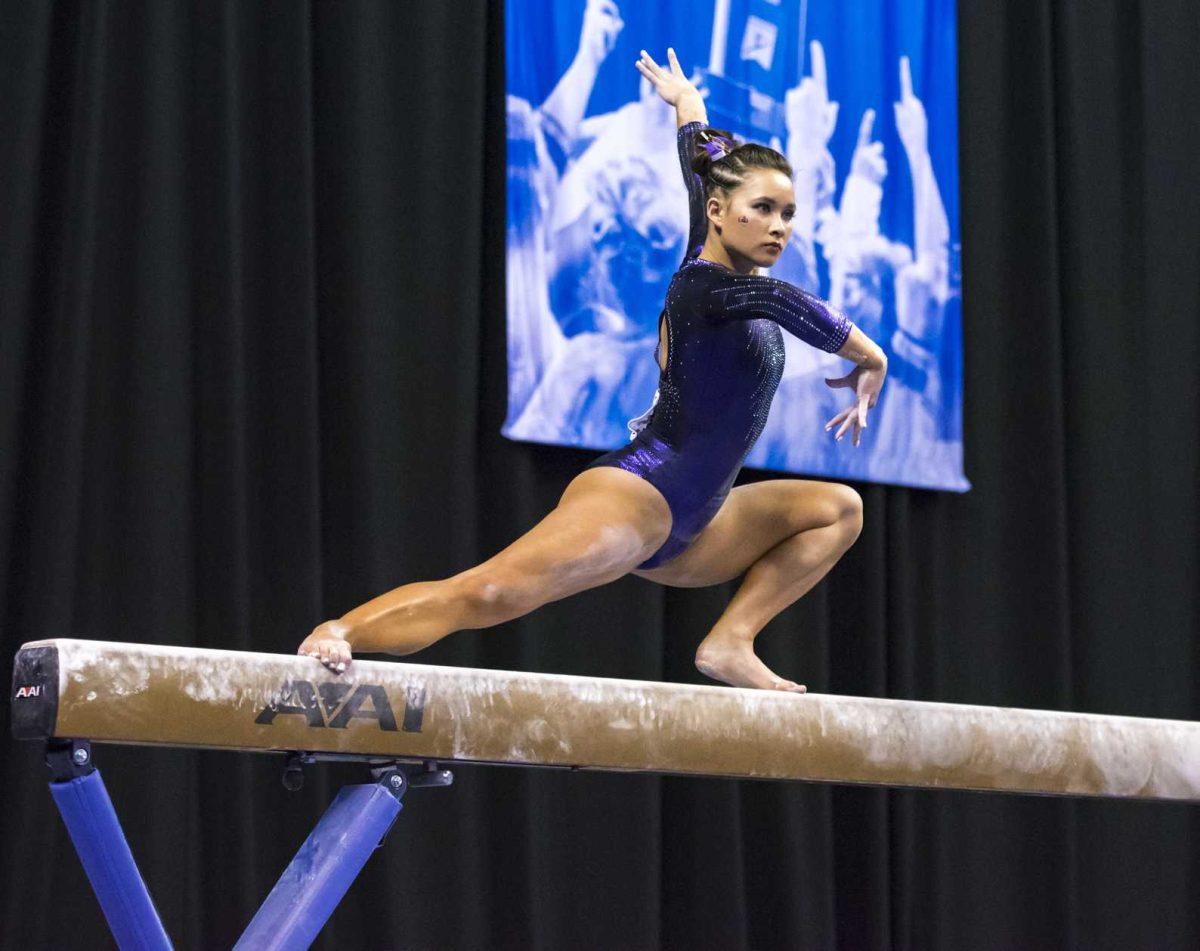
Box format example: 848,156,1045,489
699,265,852,353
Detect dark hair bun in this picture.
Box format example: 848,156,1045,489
690,127,738,177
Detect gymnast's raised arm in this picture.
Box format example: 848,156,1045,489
635,48,709,259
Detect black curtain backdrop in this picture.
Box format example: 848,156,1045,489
2,2,1197,949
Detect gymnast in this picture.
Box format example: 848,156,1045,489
300,48,888,692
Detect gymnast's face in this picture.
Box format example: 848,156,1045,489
708,168,795,270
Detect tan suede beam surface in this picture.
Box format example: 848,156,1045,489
11,639,1200,801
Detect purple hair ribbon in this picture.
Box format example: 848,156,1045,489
701,135,736,163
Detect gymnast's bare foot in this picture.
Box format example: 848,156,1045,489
694,637,807,693
298,620,354,672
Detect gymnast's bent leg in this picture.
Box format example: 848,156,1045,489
634,480,863,691
298,467,672,669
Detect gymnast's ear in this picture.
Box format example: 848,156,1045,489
706,194,727,235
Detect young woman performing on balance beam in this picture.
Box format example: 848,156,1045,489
300,48,888,693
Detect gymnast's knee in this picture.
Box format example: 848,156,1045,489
827,484,863,543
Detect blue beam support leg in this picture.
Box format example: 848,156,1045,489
49,767,172,950
234,777,405,950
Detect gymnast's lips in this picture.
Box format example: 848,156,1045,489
764,241,783,252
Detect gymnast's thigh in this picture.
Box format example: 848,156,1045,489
466,466,674,602
631,479,857,589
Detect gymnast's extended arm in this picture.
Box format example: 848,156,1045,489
704,272,882,362
703,268,887,443
636,47,708,260
675,119,709,261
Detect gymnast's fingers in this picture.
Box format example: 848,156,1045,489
639,49,664,77
826,405,854,429
835,410,856,441
826,405,853,432
667,47,685,77
636,57,665,88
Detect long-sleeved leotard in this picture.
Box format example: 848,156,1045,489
587,121,852,569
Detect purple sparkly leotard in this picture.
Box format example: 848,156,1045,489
587,121,852,569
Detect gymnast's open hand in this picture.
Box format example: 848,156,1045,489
634,47,697,106
824,362,887,447
298,619,354,672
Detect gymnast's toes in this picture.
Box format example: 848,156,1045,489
299,628,353,672
316,639,351,672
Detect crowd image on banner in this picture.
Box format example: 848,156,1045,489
503,0,968,492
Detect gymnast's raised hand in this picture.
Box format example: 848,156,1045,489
300,42,887,699
634,46,696,106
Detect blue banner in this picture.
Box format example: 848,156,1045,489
504,0,968,492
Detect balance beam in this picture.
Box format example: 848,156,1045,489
12,638,1200,801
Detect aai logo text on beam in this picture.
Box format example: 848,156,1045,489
255,681,425,733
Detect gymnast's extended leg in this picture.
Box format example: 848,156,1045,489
633,480,863,691
298,467,672,670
